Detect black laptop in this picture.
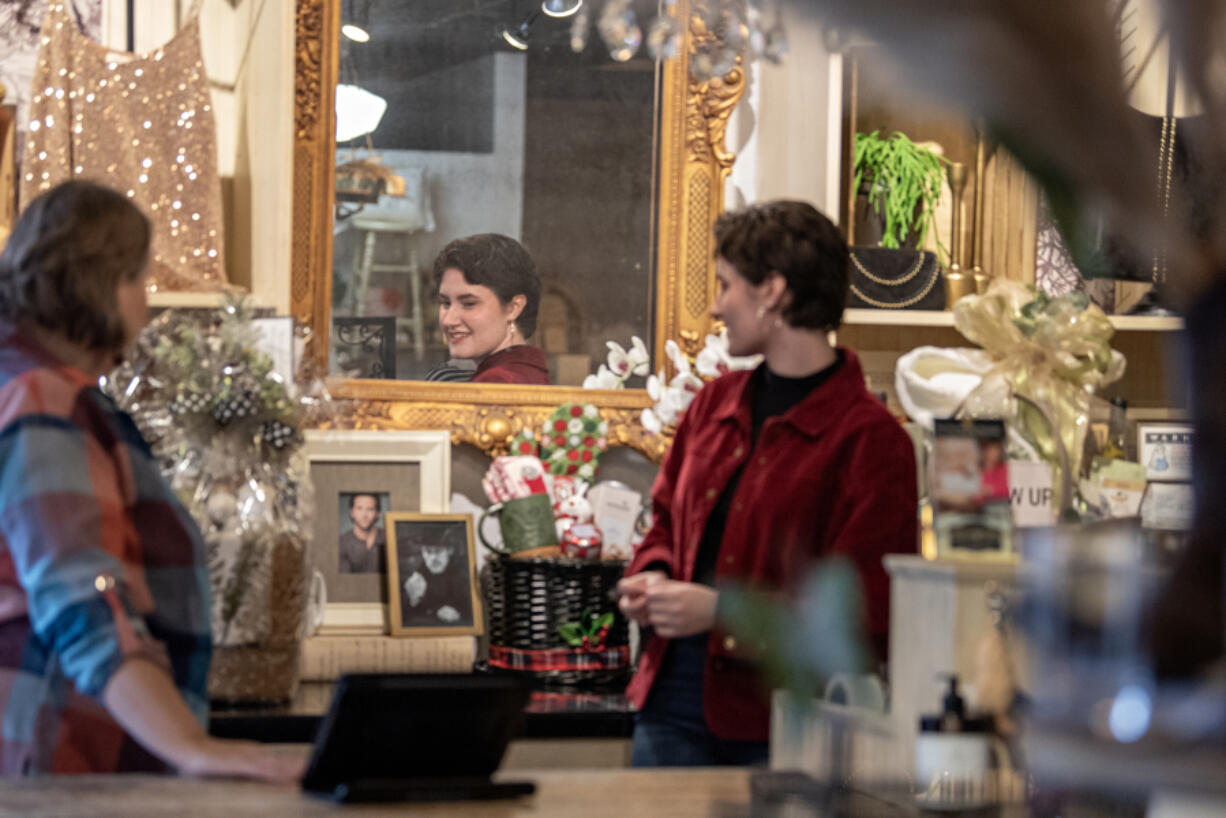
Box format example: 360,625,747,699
301,673,535,803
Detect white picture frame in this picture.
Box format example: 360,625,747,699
304,429,450,635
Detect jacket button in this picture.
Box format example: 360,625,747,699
758,456,768,466
723,635,737,651
733,446,743,458
733,501,743,511
705,488,717,500
724,554,734,565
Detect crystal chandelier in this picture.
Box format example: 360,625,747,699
502,0,788,80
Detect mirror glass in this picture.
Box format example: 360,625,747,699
329,0,661,385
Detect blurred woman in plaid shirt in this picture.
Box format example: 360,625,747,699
0,181,298,780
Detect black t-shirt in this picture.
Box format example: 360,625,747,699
691,353,844,586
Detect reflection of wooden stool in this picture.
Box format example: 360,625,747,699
349,214,428,361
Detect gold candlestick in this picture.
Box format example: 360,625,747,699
971,125,992,294
944,161,975,308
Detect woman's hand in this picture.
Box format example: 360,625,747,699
617,571,667,625
176,737,305,783
643,580,719,638
104,658,305,783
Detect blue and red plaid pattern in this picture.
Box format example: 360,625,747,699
488,644,630,672
0,324,211,774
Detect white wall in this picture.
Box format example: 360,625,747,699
726,3,843,221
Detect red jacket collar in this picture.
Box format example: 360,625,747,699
709,347,870,438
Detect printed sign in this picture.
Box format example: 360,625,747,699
1138,424,1193,482
1008,461,1055,528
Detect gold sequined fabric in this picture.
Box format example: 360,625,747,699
20,1,226,293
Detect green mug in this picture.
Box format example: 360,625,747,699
478,493,559,557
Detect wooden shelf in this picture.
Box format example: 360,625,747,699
147,291,231,309
147,291,268,310
842,309,1183,332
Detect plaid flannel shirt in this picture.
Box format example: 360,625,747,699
0,324,211,774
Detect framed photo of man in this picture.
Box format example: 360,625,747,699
305,430,451,635
386,513,483,638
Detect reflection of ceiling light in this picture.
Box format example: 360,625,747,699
501,9,539,50
342,24,370,43
335,84,387,142
542,0,582,18
501,24,530,49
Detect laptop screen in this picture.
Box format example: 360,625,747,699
302,673,529,794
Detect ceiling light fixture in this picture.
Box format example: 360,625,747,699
341,0,371,44
541,0,583,18
342,24,370,43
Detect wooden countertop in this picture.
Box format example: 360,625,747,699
0,768,751,817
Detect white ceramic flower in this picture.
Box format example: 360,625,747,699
606,340,632,377
640,407,663,435
628,336,651,376
582,364,620,390
695,335,725,378
664,339,690,376
645,371,665,401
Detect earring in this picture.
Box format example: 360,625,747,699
755,305,767,320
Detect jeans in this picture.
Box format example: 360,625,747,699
630,634,769,767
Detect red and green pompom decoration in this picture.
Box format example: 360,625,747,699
508,402,609,481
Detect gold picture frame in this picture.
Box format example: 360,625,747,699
291,0,745,462
385,513,483,639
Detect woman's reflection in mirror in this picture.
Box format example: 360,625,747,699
426,233,551,385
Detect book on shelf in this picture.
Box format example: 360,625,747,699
300,635,476,680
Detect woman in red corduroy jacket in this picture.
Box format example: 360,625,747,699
618,201,919,767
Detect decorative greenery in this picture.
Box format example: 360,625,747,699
854,130,950,258
558,610,614,651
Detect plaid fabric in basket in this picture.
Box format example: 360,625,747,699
489,644,630,672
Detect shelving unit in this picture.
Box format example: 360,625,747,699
842,309,1184,332
836,308,1186,415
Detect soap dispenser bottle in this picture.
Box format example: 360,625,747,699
915,674,996,808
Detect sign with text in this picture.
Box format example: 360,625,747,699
1139,423,1193,482
1008,461,1056,528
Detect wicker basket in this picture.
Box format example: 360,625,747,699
482,555,630,689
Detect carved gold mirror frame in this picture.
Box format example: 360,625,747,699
291,1,744,461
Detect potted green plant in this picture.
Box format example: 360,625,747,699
853,129,949,255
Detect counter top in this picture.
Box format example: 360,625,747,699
209,683,635,743
0,768,749,817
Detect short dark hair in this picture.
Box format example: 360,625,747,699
349,493,380,510
0,180,151,353
431,233,540,337
713,200,848,331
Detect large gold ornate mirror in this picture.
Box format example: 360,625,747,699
291,0,744,460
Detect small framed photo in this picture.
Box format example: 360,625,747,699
305,429,451,634
1138,423,1193,482
385,513,483,638
931,418,1014,558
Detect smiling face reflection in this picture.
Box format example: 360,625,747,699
437,267,518,361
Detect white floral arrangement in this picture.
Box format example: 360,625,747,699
584,331,761,434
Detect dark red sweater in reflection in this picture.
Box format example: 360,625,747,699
472,345,551,385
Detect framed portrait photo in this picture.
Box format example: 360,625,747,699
305,429,451,634
386,513,483,638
